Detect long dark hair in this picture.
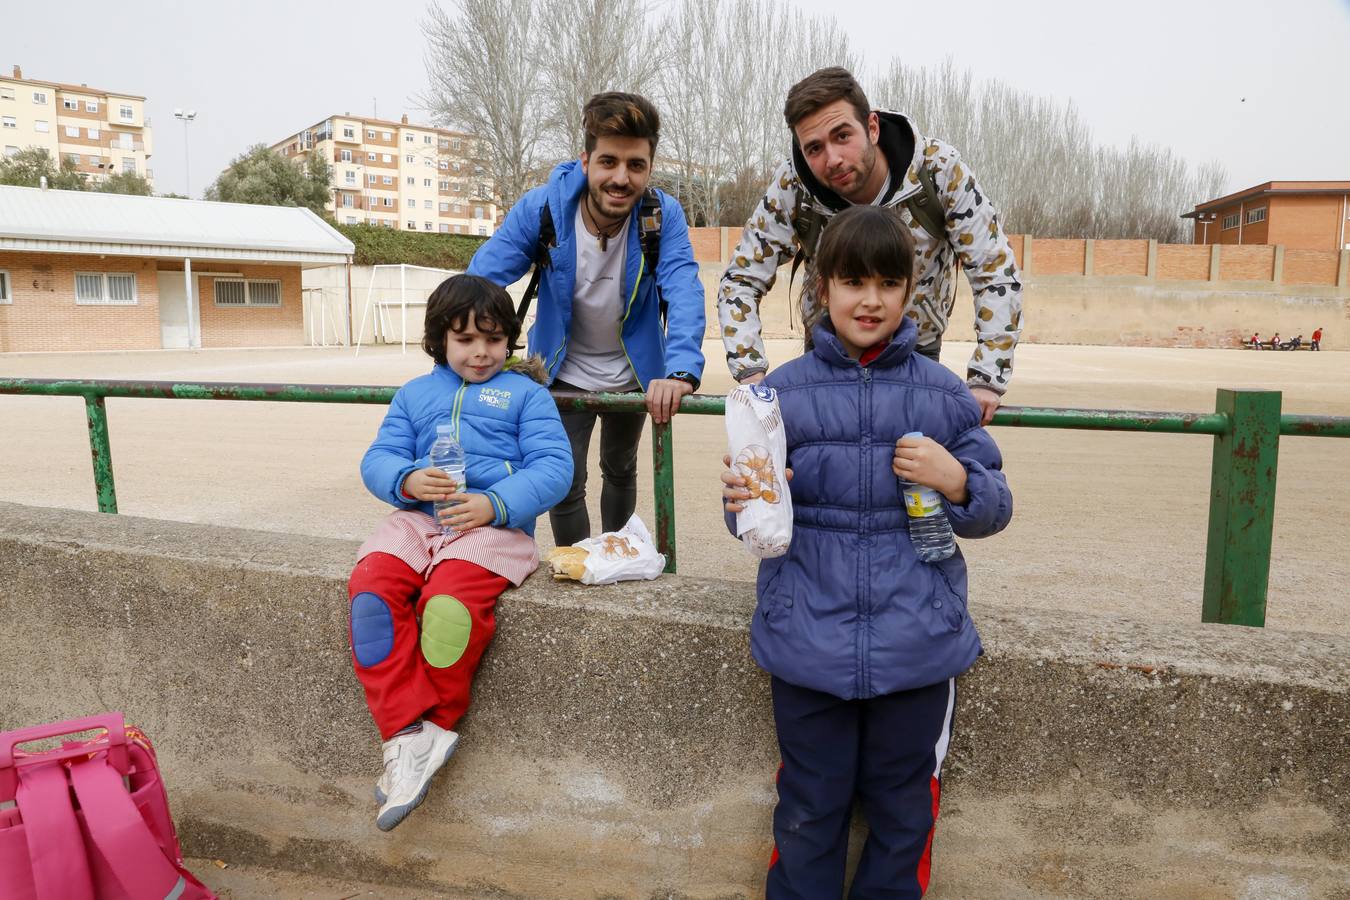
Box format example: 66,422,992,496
805,205,917,347
421,274,520,366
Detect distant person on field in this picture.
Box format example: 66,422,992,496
717,66,1022,425
348,275,571,831
1249,332,1261,349
1269,332,1281,350
720,206,1012,898
469,92,705,547
1312,327,1323,350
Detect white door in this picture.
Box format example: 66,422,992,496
157,272,193,349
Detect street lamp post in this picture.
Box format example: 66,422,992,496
173,109,197,197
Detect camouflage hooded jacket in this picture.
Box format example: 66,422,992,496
717,110,1023,394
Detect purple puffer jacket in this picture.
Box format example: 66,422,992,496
733,317,1012,700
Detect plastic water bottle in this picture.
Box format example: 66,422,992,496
429,424,465,534
898,431,956,562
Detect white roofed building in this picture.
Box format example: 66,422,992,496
0,185,353,352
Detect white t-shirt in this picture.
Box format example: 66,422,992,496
555,206,640,391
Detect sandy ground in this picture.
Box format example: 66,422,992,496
1,340,1347,636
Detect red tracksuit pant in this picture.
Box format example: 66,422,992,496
348,552,508,740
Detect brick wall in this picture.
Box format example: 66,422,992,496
1156,245,1212,281
1283,249,1341,286
0,251,162,353
1092,240,1150,276
1268,195,1345,253
195,265,305,348
1218,245,1275,282
1033,239,1087,275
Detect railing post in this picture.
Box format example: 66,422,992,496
83,393,118,514
651,419,676,573
1202,388,1281,626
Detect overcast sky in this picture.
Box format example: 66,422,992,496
4,0,1347,202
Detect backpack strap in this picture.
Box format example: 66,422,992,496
511,201,557,355
637,189,665,325
16,762,96,899
904,162,948,244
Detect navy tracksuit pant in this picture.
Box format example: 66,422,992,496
766,676,956,899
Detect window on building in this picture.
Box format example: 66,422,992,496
423,178,431,187
367,174,377,184
405,133,413,143
382,197,394,207
34,120,49,133
344,171,355,186
33,91,48,104
1,117,15,129
1246,207,1266,225
424,222,433,231
63,98,78,110
406,176,415,186
438,138,449,149
424,199,432,209
0,87,15,101
64,125,79,137
214,278,281,308
340,149,352,162
477,227,487,236
121,158,135,174
407,220,416,230
382,175,393,185
452,162,461,172
406,198,415,208
405,154,414,163
119,104,133,121
381,130,392,140
0,271,10,303
424,135,432,144
347,216,357,224
3,146,18,157
438,160,448,170
439,202,450,212
439,224,450,233
382,153,392,163
1221,213,1239,230
342,194,354,207
453,203,463,214
85,101,97,113
87,127,98,140
343,126,355,139
438,180,449,191
452,139,461,151
367,152,376,161
453,182,462,192
474,207,485,219
66,153,79,165
366,129,376,139
455,224,463,234
75,272,137,306
117,133,133,149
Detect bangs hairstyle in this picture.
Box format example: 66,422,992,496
805,205,917,346
582,91,661,155
783,66,871,132
422,274,520,366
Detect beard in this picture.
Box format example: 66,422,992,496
829,142,880,201
588,181,639,221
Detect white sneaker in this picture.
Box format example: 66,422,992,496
374,721,459,832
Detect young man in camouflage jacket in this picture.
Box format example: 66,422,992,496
718,67,1022,424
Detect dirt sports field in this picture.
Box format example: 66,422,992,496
1,339,1345,636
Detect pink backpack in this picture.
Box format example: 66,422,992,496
0,713,215,900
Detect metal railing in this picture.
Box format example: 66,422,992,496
1,379,1346,628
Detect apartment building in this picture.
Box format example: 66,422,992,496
1183,181,1350,251
0,65,153,186
273,113,497,236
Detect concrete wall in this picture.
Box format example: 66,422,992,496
1,502,1346,898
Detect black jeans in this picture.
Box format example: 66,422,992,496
549,379,648,546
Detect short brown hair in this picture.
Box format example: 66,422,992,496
582,92,661,155
783,67,871,132
422,274,520,366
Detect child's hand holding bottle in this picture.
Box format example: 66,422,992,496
892,435,968,504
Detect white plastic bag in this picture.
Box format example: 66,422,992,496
725,384,793,558
547,515,666,585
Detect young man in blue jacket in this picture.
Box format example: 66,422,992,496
469,92,706,545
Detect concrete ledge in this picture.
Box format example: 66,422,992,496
1,501,1346,898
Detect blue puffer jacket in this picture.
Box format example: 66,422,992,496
361,365,572,536
739,318,1013,699
467,160,706,389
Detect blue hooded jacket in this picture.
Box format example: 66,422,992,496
736,318,1013,699
467,160,706,389
361,365,572,535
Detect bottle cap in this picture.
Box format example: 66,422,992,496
903,431,924,439
435,423,455,435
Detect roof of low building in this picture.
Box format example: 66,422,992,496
0,185,354,266
1189,180,1350,214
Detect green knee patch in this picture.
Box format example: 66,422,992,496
421,594,472,668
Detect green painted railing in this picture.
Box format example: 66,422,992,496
2,378,1347,627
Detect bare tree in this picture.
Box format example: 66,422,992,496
420,0,548,209
537,0,668,159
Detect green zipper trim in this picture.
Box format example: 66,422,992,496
504,460,514,475
618,252,647,390
450,382,468,440
487,491,507,525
